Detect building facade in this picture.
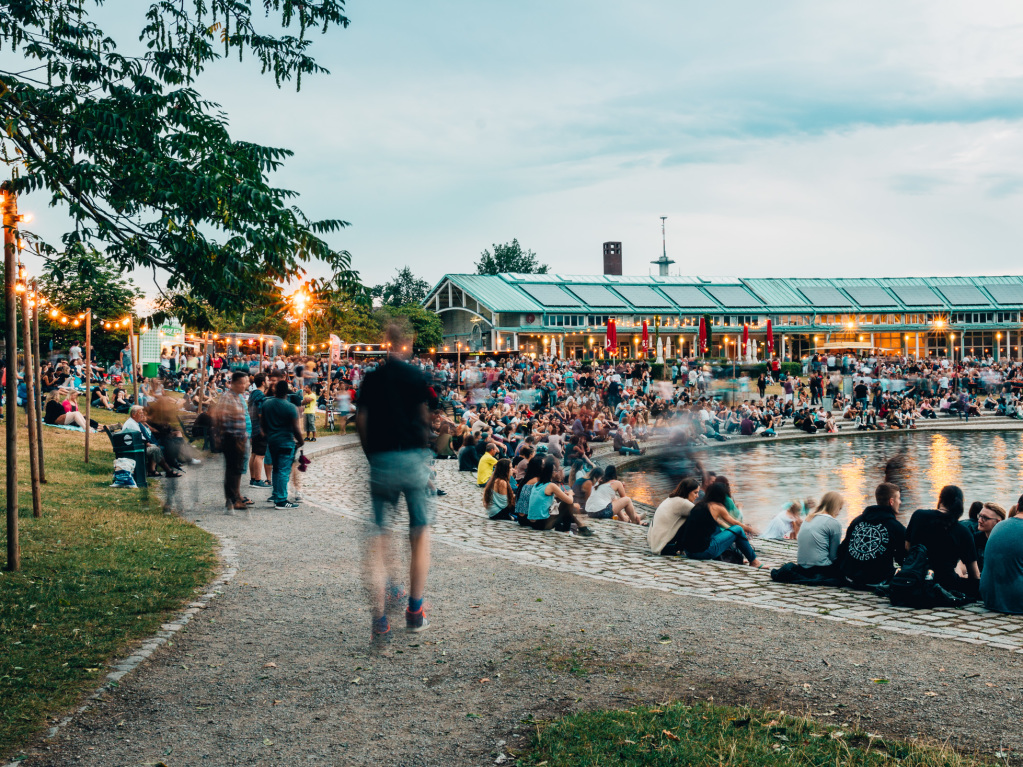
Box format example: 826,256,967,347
422,273,1023,361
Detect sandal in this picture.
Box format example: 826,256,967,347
165,470,183,478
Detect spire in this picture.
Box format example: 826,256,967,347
650,215,675,276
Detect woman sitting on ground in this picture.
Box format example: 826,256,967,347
905,485,980,599
715,475,744,522
680,482,762,567
794,492,845,576
649,477,700,556
569,461,597,508
482,458,516,521
524,456,593,535
514,455,545,520
761,498,814,540
44,389,89,429
584,465,645,524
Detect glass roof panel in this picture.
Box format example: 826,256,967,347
613,285,673,308
937,285,989,306
891,285,943,306
705,285,763,307
565,285,628,307
520,284,583,307
984,283,1023,304
797,286,851,307
658,285,718,308
843,285,898,306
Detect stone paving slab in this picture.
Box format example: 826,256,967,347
304,444,1023,654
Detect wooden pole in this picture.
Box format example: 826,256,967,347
84,310,92,463
31,278,45,483
3,182,21,571
199,331,209,410
20,289,41,517
130,324,139,405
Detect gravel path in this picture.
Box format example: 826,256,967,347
14,440,1022,766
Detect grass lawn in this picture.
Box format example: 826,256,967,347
0,407,217,759
517,701,988,766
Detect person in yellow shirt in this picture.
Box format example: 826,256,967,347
302,386,318,442
477,442,499,487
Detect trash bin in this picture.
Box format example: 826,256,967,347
142,362,160,379
108,430,148,488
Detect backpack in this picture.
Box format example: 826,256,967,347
886,544,969,609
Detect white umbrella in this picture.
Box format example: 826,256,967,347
656,337,664,364
665,336,672,360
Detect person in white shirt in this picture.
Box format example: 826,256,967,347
69,343,82,362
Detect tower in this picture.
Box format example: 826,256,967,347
603,241,622,275
650,216,675,276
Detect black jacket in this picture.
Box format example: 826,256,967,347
839,505,907,585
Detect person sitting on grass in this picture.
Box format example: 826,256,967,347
583,464,645,524
482,458,516,521
679,482,762,567
91,384,113,410
524,456,593,535
649,477,700,556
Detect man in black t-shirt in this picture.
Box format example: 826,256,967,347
357,324,434,645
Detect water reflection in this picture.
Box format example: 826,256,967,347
622,432,1023,532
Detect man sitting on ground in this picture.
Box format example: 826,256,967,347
477,442,499,487
838,481,906,588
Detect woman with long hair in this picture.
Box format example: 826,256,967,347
905,485,980,598
525,456,593,535
649,477,700,555
514,455,546,523
482,458,516,521
680,482,762,567
584,464,645,524
795,492,845,576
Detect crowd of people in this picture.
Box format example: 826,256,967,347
6,337,1023,632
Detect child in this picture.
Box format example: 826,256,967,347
302,385,317,442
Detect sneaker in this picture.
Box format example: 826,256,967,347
275,501,300,509
405,606,430,633
577,526,594,537
371,617,391,646
386,582,407,607
249,479,271,487
190,458,202,465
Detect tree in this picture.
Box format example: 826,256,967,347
374,266,430,307
382,304,443,352
475,239,548,275
1,0,357,310
38,250,143,361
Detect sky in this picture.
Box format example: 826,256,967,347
16,0,1023,294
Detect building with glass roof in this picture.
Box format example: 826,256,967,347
422,272,1023,360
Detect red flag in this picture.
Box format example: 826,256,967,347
698,316,707,356
641,320,649,352
605,318,617,354
766,319,774,357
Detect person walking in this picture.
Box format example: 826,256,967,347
357,324,435,644
260,379,304,509
214,371,251,513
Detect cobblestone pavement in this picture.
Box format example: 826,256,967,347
305,439,1023,654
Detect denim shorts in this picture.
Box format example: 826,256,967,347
587,502,614,519
368,449,435,530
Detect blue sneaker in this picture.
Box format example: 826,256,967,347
372,616,391,646
386,582,407,607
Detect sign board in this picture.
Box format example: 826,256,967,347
139,321,186,364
